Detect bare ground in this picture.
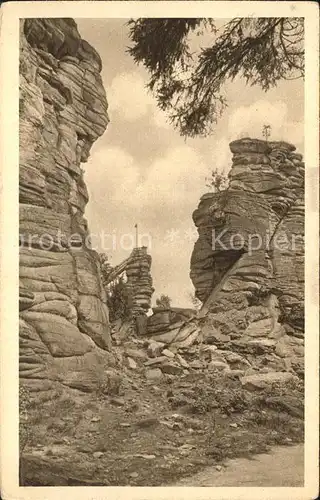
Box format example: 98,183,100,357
174,444,304,486
20,357,304,487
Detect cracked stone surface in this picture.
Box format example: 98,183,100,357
19,18,113,398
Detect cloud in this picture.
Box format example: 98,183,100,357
285,121,304,153
107,71,176,131
152,108,172,130
149,240,195,307
86,143,210,214
107,72,154,121
205,137,231,175
84,146,140,206
134,145,209,211
228,100,304,151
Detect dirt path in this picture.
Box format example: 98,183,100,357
174,444,304,486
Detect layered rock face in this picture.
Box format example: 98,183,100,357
102,247,154,317
146,307,199,347
102,247,154,337
190,138,304,375
125,247,154,318
19,19,113,398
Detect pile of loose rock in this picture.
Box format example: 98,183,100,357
145,308,202,347
117,331,301,391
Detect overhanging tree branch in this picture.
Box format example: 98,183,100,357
127,17,304,137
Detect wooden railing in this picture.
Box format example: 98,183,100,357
103,255,132,286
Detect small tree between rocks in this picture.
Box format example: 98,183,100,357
206,168,228,192
106,276,132,322
262,124,272,142
156,294,172,309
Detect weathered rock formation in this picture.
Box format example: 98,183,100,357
19,19,114,398
146,307,200,348
125,247,154,318
102,247,154,336
190,138,304,375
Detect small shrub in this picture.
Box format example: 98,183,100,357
155,294,172,309
205,168,228,192
106,277,132,322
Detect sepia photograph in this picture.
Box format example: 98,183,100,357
0,1,319,499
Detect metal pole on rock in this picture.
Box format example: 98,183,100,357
134,223,138,248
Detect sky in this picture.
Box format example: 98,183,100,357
75,18,304,308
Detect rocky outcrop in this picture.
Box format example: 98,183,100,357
190,138,304,375
102,247,154,316
125,247,154,318
19,19,114,398
146,307,200,347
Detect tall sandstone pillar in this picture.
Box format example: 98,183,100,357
19,19,113,399
190,138,304,374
